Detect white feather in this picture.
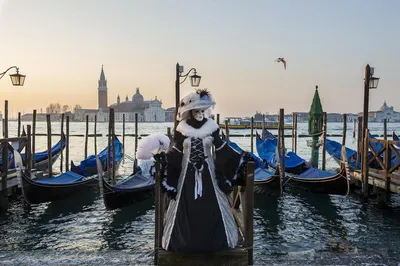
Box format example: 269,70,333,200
136,134,171,160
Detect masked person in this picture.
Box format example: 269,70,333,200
161,89,251,253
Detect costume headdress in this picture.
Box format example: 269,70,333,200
176,89,216,121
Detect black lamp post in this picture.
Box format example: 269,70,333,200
362,64,380,198
0,66,26,86
174,63,201,130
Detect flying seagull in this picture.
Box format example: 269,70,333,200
274,57,286,70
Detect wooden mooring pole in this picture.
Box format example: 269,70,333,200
322,112,327,170
353,119,356,138
32,110,36,169
112,110,116,185
123,113,126,155
85,115,89,159
17,112,21,137
4,100,8,139
362,129,369,199
216,114,220,127
1,139,9,213
356,117,363,170
250,117,254,153
94,115,97,155
243,161,255,265
262,114,266,137
26,125,32,175
107,109,112,183
384,119,387,140
342,114,347,146
66,116,70,171
60,113,64,172
279,109,285,195
46,114,52,178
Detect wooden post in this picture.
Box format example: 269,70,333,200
60,113,64,173
85,115,89,159
4,100,8,138
322,112,327,170
154,160,162,265
32,109,36,168
26,125,32,175
294,113,298,154
66,116,70,171
243,161,255,265
216,114,220,127
123,113,126,155
356,117,363,169
342,114,347,146
107,109,112,183
46,114,52,178
262,114,266,137
17,112,21,137
353,119,356,138
362,129,369,198
384,119,387,140
224,120,230,145
250,117,254,153
279,109,285,194
384,140,391,200
112,110,116,185
94,115,97,155
134,113,138,171
1,139,9,213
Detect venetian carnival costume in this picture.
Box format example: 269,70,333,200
161,89,250,253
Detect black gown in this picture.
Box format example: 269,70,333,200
161,118,244,253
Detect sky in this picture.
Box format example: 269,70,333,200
0,0,399,118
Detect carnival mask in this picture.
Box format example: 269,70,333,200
192,109,205,122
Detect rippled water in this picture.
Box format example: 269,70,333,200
1,121,400,265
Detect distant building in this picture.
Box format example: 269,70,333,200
358,101,400,122
165,107,175,122
98,65,108,109
74,67,169,122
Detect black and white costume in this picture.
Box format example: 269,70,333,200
161,90,246,253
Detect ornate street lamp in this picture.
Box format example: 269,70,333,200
0,66,26,86
174,63,202,130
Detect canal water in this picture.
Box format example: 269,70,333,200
1,121,400,265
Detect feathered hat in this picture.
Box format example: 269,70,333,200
176,89,216,121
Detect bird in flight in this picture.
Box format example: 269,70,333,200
274,57,286,70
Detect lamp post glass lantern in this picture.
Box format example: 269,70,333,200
190,71,201,87
369,77,380,89
0,66,26,86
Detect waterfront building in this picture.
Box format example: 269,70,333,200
359,101,400,122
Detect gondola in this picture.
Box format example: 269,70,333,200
256,131,308,174
16,137,123,204
100,159,155,210
222,133,282,196
257,130,349,195
1,137,66,172
325,133,398,170
99,134,171,210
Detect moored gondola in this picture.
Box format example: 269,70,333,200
15,137,123,204
99,134,170,210
221,133,282,196
100,169,155,210
287,165,349,195
257,130,349,195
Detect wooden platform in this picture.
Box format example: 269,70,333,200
157,247,248,266
352,170,400,194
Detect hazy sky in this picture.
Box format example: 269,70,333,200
0,0,399,118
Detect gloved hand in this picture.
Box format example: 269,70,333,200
236,152,255,186
166,189,177,201
218,178,233,194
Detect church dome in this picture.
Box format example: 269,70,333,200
132,88,144,104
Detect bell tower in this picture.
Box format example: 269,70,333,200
98,65,108,109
